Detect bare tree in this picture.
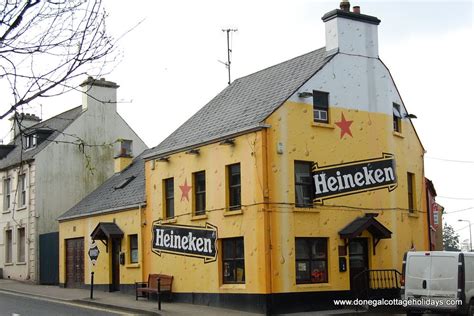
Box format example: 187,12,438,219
0,0,115,120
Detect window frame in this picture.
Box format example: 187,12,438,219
393,103,402,133
294,161,315,208
407,172,415,212
19,174,26,207
5,229,13,263
295,237,329,284
17,227,26,263
164,178,174,219
129,234,138,264
222,237,245,284
3,178,11,211
313,90,329,123
193,171,206,216
227,163,241,211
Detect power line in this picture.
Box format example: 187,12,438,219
437,196,474,201
444,206,474,215
426,156,474,164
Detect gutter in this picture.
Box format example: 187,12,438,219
58,202,146,222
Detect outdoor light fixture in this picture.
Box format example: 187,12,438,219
403,113,417,119
157,156,169,162
298,91,313,98
458,219,472,252
185,148,200,155
219,138,235,146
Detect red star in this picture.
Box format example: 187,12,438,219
179,178,192,201
335,113,353,139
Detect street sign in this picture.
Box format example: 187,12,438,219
88,242,100,265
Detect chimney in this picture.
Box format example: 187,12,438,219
9,113,41,142
322,4,380,58
80,76,119,113
114,139,133,173
353,6,360,14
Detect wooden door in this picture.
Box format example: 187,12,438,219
349,238,369,292
111,238,120,291
65,238,84,288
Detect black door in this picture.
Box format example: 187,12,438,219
349,238,369,292
110,238,120,291
40,232,59,285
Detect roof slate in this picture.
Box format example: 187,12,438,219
146,47,332,158
57,149,151,221
0,106,83,170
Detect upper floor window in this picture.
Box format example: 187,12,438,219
3,178,11,211
407,172,415,212
19,174,26,207
222,237,245,284
294,161,314,207
24,134,37,149
313,90,329,123
393,103,402,133
295,238,328,284
164,178,174,218
193,171,206,216
227,164,241,211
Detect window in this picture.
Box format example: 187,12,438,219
19,174,26,207
164,178,174,218
393,103,402,133
294,161,314,207
17,227,25,262
194,171,206,216
24,134,37,149
3,178,11,211
227,164,241,211
407,172,415,212
313,90,329,123
222,237,245,283
5,229,12,263
295,238,328,284
129,234,138,264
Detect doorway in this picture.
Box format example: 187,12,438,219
65,238,84,288
110,238,121,291
349,238,369,292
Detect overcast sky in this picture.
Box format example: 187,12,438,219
1,0,473,243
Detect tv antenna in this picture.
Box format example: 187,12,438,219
219,28,238,85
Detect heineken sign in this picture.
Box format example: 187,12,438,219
313,153,397,203
152,222,218,263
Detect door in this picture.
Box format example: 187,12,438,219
39,232,59,285
349,238,369,292
65,238,84,288
110,238,121,292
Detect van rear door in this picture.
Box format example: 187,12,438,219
405,253,432,298
429,253,458,300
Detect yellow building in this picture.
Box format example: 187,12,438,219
140,4,428,314
58,146,148,292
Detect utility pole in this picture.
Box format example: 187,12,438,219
221,28,237,85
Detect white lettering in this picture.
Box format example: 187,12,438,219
155,228,164,247
384,167,395,181
314,173,329,194
164,234,170,247
374,169,384,183
327,177,338,191
182,236,188,250
354,172,364,186
196,238,204,252
343,174,355,189
363,167,376,185
204,238,211,253
336,171,344,189
188,232,197,251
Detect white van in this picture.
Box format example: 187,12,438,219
401,251,474,315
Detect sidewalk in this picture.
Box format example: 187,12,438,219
0,279,400,315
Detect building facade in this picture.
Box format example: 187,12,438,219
0,78,147,283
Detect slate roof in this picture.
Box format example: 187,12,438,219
146,47,334,159
0,106,83,170
57,149,151,221
338,214,392,239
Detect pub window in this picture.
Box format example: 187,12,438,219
222,237,245,284
227,163,241,211
393,103,402,133
129,234,138,264
5,229,12,263
19,174,26,207
164,178,174,218
295,238,328,284
17,227,26,263
193,171,206,216
313,90,329,123
407,172,415,212
294,161,314,207
3,178,11,211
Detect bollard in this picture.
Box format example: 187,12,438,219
158,278,161,310
90,272,94,300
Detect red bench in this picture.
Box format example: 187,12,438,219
135,274,173,309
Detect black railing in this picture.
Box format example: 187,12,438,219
353,269,402,300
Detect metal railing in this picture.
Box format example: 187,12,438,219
353,269,402,300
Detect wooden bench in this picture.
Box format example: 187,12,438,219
135,274,173,309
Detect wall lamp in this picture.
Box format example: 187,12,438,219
297,92,313,98
185,148,200,155
219,138,235,146
157,156,169,162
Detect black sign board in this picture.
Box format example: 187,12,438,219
88,243,100,265
313,153,397,204
152,222,218,263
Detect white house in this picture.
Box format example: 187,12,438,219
0,78,147,283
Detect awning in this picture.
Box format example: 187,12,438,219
338,213,392,254
90,222,124,252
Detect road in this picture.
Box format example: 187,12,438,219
0,291,133,316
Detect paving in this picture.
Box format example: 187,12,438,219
0,278,404,315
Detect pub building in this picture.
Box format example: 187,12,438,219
59,2,430,314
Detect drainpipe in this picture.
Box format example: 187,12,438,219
262,128,273,315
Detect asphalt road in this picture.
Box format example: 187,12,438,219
0,291,132,316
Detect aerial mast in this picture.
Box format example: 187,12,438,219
221,28,237,85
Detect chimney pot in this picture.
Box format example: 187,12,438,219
353,6,361,14
340,0,350,12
